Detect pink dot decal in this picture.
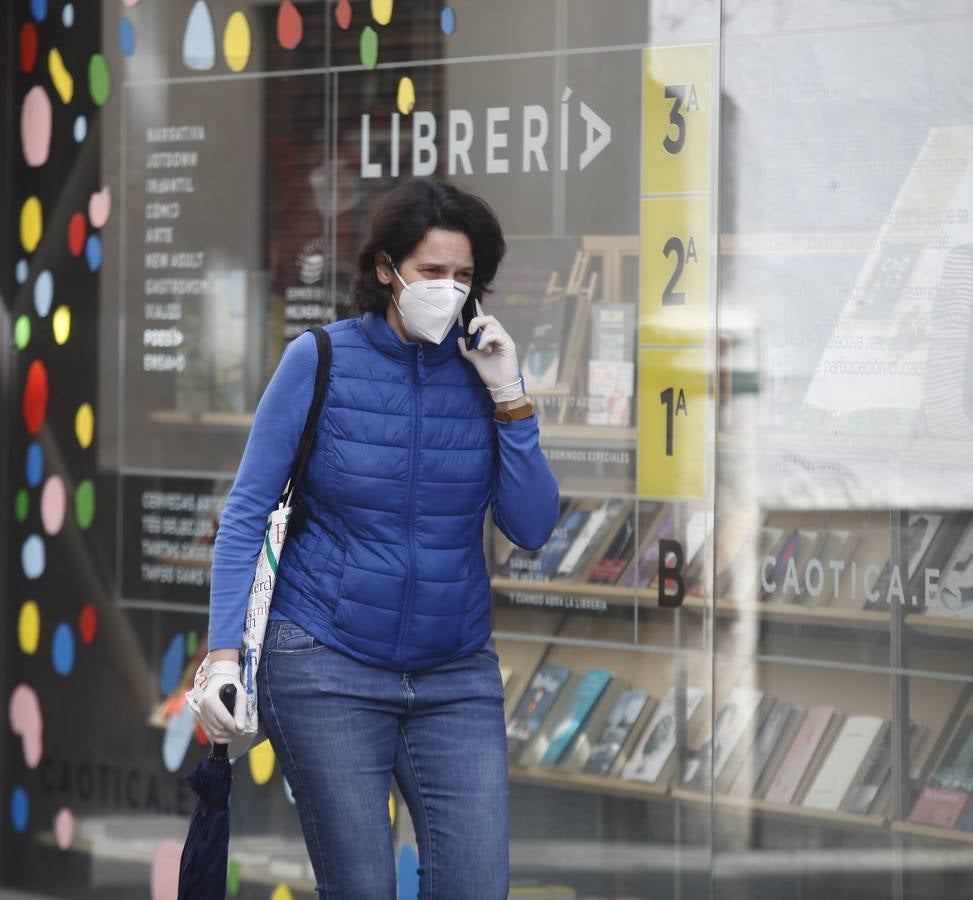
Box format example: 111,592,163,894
9,684,44,768
335,0,352,30
54,808,74,849
41,475,67,535
277,1,303,49
151,839,183,900
79,604,98,644
68,213,86,256
23,360,48,435
20,23,39,74
21,86,52,167
88,186,111,228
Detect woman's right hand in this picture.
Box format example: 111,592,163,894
196,656,246,742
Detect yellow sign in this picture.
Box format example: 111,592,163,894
637,348,708,500
640,195,710,346
642,44,712,195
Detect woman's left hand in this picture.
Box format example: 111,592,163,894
457,314,524,402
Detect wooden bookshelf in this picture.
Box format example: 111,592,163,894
891,820,973,846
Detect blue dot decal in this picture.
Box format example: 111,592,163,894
10,787,29,832
397,844,420,899
74,116,87,143
159,634,186,695
22,536,45,579
16,259,29,284
85,234,103,272
52,623,75,676
30,0,47,23
120,18,136,57
440,7,456,36
34,270,53,316
26,442,43,487
63,3,74,27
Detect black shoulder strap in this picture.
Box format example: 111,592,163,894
282,327,332,507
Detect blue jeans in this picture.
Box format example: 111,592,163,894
257,619,510,900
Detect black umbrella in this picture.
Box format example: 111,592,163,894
178,683,237,900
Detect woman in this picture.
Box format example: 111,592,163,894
195,179,559,899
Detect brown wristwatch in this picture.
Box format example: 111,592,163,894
494,401,535,423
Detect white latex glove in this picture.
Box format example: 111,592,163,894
457,313,524,402
195,658,246,744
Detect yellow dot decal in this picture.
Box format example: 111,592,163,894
53,305,71,345
48,48,75,104
223,12,252,72
18,601,41,655
389,791,396,825
396,77,415,115
270,886,294,900
75,403,94,449
248,739,275,785
20,197,43,253
371,0,393,25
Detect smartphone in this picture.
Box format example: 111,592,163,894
461,295,480,350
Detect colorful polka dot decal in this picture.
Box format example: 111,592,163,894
15,489,30,523
277,1,303,50
23,360,48,433
75,479,95,529
151,839,183,900
15,315,31,350
120,18,136,57
88,54,112,106
52,623,75,676
183,1,216,71
22,535,45,579
9,684,44,767
20,197,43,253
397,77,415,115
16,258,29,284
54,808,74,849
270,886,294,900
53,305,71,344
226,858,241,896
76,403,94,448
389,791,396,825
360,27,378,70
249,739,276,785
335,0,352,30
30,0,47,23
397,844,420,899
88,186,111,227
34,270,53,315
159,634,186,695
62,5,74,28
20,23,39,74
86,234,103,271
372,0,394,26
18,601,41,654
79,604,98,644
73,115,86,142
10,787,29,833
25,442,43,487
48,48,74,104
41,476,67,535
282,776,295,805
441,7,456,36
162,704,196,772
223,12,252,72
185,629,199,656
21,86,52,167
67,211,86,255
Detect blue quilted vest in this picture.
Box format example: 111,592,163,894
271,313,498,671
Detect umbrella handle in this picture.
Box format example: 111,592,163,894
209,683,237,761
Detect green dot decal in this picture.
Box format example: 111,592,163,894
226,858,241,896
15,489,30,523
15,316,31,350
75,479,95,529
186,630,199,656
360,26,378,69
88,53,112,106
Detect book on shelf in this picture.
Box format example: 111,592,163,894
865,513,944,611
728,700,806,800
680,687,768,793
587,508,639,585
622,686,705,786
924,520,973,619
500,500,577,582
506,665,573,763
909,714,973,829
555,499,630,582
586,301,636,427
622,507,676,589
816,529,860,606
583,689,655,777
802,716,889,811
500,666,516,696
844,722,927,816
763,529,828,605
534,504,592,579
539,670,614,766
764,706,843,805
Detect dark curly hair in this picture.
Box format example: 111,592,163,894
351,179,506,315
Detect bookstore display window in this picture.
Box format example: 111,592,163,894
4,1,973,898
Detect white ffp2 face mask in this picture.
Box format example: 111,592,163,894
390,262,471,345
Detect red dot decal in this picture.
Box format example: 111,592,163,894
67,213,86,256
194,722,209,746
23,360,49,435
79,604,98,644
20,23,39,74
335,0,352,30
277,1,303,49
